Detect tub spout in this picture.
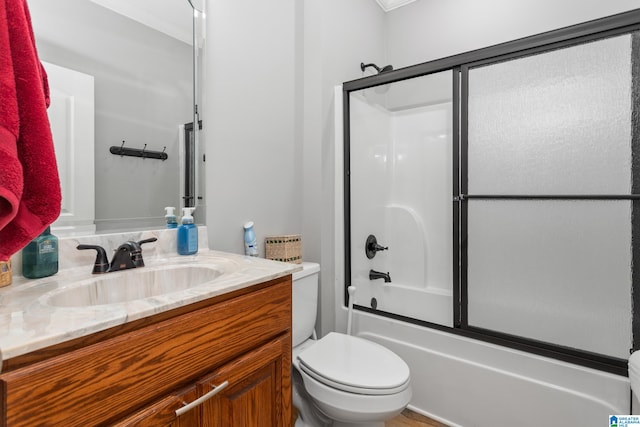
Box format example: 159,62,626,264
369,269,391,283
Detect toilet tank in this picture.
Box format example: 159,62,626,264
292,262,320,347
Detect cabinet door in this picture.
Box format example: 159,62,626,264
112,386,200,427
201,334,291,427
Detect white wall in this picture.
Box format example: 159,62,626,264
385,0,640,67
204,0,299,255
302,0,386,335
202,0,385,334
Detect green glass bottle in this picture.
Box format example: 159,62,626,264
22,226,58,279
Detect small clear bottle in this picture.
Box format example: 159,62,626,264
22,226,58,279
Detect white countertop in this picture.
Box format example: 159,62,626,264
0,228,300,367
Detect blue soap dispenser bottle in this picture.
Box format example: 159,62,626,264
177,207,198,255
164,206,178,228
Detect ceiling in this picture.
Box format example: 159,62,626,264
375,0,418,12
90,0,193,45
88,0,417,45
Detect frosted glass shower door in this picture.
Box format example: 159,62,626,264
349,71,454,327
464,34,635,359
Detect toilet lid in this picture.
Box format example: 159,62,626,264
297,332,410,395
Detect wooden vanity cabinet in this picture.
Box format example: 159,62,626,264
112,385,201,426
0,276,292,427
116,335,289,427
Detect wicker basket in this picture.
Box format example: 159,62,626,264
265,235,302,264
0,261,12,287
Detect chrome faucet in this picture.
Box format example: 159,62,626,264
77,237,157,274
369,269,391,283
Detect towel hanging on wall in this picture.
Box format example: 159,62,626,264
0,0,61,260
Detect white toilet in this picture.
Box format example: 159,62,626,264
292,262,412,427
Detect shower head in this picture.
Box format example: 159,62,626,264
360,62,394,74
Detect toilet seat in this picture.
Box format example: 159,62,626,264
297,332,410,396
298,367,412,424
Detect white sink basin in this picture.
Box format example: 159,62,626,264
45,265,222,307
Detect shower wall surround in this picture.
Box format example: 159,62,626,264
343,10,640,374
349,71,453,327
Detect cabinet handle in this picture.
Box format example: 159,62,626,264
175,380,229,417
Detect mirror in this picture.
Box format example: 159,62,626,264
29,0,202,234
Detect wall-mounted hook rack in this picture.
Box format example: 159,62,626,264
109,141,168,161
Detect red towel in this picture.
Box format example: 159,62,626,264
0,0,61,260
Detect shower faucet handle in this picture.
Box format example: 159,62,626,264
365,234,388,259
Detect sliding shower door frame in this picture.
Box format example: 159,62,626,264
458,24,640,376
343,8,640,376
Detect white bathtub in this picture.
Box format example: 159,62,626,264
350,309,629,427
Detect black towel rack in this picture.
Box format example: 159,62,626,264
110,141,168,161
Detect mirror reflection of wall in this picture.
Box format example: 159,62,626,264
30,0,193,233
44,61,96,236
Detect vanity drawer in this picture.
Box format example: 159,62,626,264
0,278,291,427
